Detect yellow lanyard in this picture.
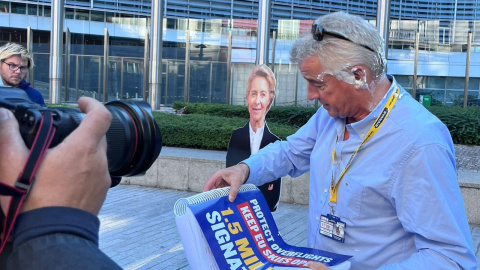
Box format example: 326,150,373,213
329,87,400,211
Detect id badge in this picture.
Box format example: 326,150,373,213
319,214,346,243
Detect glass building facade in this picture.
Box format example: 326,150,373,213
0,0,479,106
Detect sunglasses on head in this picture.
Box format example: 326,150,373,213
311,24,376,53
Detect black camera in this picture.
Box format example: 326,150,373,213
0,86,162,186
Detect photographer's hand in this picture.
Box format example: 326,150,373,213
203,163,250,202
0,97,112,215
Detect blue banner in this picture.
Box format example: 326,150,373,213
189,188,352,269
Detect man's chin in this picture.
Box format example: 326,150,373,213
6,80,21,87
325,109,340,119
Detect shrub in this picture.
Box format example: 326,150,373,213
173,102,250,118
154,112,299,150
173,101,318,127
49,102,480,149
428,106,480,145
170,102,480,147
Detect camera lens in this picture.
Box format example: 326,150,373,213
0,87,162,185
105,100,162,177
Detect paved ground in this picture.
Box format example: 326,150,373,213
455,145,480,172
98,185,480,270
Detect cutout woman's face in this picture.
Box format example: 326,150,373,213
247,77,271,128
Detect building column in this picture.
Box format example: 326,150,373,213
148,0,164,110
376,0,391,62
256,0,271,65
49,0,64,104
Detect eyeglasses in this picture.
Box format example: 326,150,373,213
2,61,30,73
311,24,375,53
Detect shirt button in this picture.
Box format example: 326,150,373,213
324,188,328,193
361,133,365,138
316,216,319,221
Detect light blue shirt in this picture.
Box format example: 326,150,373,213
243,76,477,270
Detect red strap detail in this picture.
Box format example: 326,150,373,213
0,111,56,254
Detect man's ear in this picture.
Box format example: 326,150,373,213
351,66,367,89
351,66,365,80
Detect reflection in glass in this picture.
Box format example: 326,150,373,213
43,6,51,17
91,11,105,22
3,14,477,107
11,2,26,14
32,53,50,102
75,9,89,20
65,8,74,19
27,4,37,16
0,1,8,13
166,60,186,104
106,12,115,23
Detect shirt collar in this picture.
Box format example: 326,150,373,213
335,75,401,138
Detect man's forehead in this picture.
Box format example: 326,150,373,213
4,55,27,64
299,57,325,78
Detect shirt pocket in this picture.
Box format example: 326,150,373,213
335,177,364,219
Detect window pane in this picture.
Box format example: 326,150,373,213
106,12,115,23
0,1,9,13
1,32,9,42
65,8,74,19
426,76,446,89
91,11,104,22
28,4,38,15
468,78,480,91
43,6,51,17
75,9,89,20
394,75,413,88
446,77,465,90
11,2,26,14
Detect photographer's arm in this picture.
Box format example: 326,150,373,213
0,97,121,269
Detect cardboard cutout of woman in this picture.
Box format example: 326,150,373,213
226,64,282,212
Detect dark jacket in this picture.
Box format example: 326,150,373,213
7,207,121,270
226,121,282,212
17,80,45,106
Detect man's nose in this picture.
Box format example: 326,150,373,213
307,84,320,100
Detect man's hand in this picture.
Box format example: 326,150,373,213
0,97,112,215
307,261,332,270
203,163,250,202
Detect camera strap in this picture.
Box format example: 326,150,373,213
0,111,56,254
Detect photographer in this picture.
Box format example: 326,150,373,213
0,42,45,106
0,97,121,269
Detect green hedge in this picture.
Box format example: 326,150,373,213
173,101,317,127
171,102,480,147
47,102,480,148
428,106,480,145
154,112,298,150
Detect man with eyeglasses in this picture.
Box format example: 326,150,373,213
0,42,45,106
204,12,477,270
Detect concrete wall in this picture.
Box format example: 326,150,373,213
122,154,479,225
122,154,310,205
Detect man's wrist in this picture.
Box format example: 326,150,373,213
238,162,250,184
